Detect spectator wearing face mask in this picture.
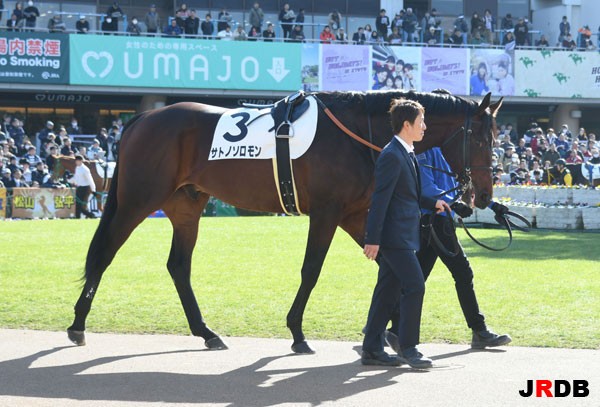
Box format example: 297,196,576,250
23,0,40,31
590,148,600,164
101,16,116,34
127,16,142,35
66,118,81,136
105,1,122,31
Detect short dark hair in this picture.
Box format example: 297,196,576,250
75,154,84,161
389,99,424,135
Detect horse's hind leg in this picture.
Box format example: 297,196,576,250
287,206,342,354
162,187,227,350
67,205,151,345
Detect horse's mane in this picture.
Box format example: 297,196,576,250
318,90,478,116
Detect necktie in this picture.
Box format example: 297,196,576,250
409,151,422,201
409,151,418,172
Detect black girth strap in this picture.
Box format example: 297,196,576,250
272,92,305,215
275,135,300,215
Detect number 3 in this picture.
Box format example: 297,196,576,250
223,112,250,142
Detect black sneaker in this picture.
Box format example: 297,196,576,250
398,346,433,369
361,350,401,366
471,329,512,349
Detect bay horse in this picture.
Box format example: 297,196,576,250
46,155,113,211
67,90,502,353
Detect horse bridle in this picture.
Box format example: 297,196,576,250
435,106,494,201
313,96,530,254
426,108,531,256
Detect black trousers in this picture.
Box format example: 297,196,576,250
282,24,292,38
391,214,486,333
75,186,94,218
363,248,425,352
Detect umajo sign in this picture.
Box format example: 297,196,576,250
70,35,300,91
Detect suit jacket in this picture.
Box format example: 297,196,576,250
365,137,437,249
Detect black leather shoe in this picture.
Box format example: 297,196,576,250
361,350,400,366
398,347,433,369
471,329,512,349
384,330,400,353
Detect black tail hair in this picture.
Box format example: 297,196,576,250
83,113,144,281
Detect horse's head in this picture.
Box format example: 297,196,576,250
317,90,501,209
46,154,76,182
440,93,503,209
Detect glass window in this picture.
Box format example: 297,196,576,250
348,0,380,17
278,1,312,14
347,16,374,37
431,0,463,16
314,0,346,14
210,0,245,11
256,0,280,14
498,0,528,21
99,109,136,130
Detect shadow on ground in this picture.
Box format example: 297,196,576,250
0,345,440,406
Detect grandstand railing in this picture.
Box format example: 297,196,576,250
2,23,598,52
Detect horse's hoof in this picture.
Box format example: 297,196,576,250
291,341,315,354
67,329,86,346
205,336,228,350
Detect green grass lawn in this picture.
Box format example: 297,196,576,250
1,217,598,349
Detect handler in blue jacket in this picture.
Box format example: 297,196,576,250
385,147,512,351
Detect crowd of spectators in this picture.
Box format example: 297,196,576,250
492,122,600,187
0,113,121,189
2,110,599,190
0,2,598,50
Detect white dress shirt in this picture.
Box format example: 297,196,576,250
395,135,414,154
69,164,96,192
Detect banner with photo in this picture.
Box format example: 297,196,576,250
469,49,515,97
371,45,421,91
10,188,75,219
0,32,69,84
421,47,468,95
301,43,319,92
70,35,301,91
0,188,6,218
515,50,600,98
320,44,370,91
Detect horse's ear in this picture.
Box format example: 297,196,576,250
475,92,492,116
489,97,504,118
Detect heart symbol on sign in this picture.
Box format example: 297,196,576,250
81,51,114,78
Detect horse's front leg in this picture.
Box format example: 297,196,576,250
287,206,342,354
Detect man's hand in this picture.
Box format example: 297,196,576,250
451,201,473,218
490,201,509,216
490,202,510,226
434,200,451,214
364,244,379,261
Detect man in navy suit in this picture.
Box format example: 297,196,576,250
362,99,449,368
383,147,512,352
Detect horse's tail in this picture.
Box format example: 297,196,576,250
83,113,144,282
